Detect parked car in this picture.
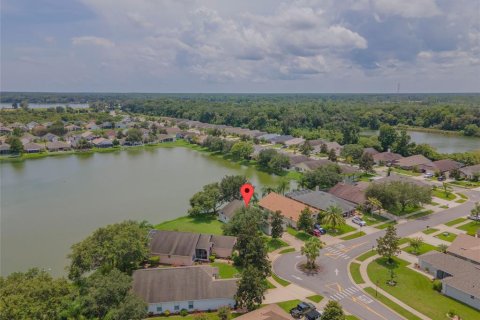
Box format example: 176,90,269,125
437,176,446,181
314,224,327,234
467,215,480,221
352,216,366,227
312,229,321,237
424,173,434,178
290,302,316,319
304,309,322,320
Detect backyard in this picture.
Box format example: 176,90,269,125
367,257,479,320
155,215,223,235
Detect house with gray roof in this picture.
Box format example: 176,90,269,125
218,199,244,223
418,235,480,310
133,265,236,315
271,135,294,144
286,190,356,217
257,133,280,143
148,230,236,265
293,159,334,172
459,164,480,180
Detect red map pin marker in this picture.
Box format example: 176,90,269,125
240,183,254,207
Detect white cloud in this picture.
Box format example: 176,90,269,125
72,36,115,48
372,0,441,18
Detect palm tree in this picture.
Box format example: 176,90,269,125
261,186,275,197
322,205,345,234
368,197,383,216
301,237,324,269
275,178,290,195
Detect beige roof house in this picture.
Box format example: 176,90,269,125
372,152,403,164
394,154,433,170
328,182,366,205
447,233,480,265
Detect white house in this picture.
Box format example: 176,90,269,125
132,265,237,315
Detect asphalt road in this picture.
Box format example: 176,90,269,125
273,188,480,320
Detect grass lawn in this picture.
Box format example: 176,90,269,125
376,220,397,229
457,193,468,199
408,210,434,220
403,242,440,255
211,262,241,279
287,227,312,241
265,237,289,252
390,204,421,216
457,221,480,236
422,228,438,235
432,189,457,201
449,180,480,188
345,316,361,320
391,167,421,176
267,280,276,289
439,205,449,209
155,215,223,235
445,217,466,226
455,199,467,203
340,231,366,240
363,287,422,320
272,272,290,287
326,224,357,236
306,294,324,303
277,299,301,313
398,238,410,245
362,213,389,226
357,173,377,182
349,262,364,284
279,247,296,254
367,257,480,320
356,250,377,262
430,201,440,206
435,232,458,242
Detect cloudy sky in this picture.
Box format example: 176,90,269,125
1,0,479,93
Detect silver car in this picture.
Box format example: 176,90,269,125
352,217,366,226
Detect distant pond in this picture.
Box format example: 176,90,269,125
361,129,480,153
0,147,280,276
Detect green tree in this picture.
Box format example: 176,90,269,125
471,201,480,219
341,123,359,145
270,210,284,239
258,149,277,168
75,137,92,150
409,237,424,255
49,120,67,136
320,143,328,154
301,237,324,269
378,124,397,151
126,128,143,143
377,225,401,264
328,148,337,162
219,175,247,202
393,130,413,156
368,197,383,216
359,152,375,173
189,183,223,215
321,205,345,233
463,124,480,137
230,141,254,160
300,164,342,190
297,207,315,232
235,265,268,311
223,206,265,236
275,178,290,195
0,268,74,320
340,144,364,162
269,153,290,174
217,306,231,320
299,141,313,155
366,181,431,213
76,269,146,320
6,136,24,154
67,220,150,280
321,301,346,320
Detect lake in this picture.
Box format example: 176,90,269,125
361,129,480,153
0,147,280,276
0,103,89,109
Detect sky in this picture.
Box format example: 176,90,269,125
1,0,479,93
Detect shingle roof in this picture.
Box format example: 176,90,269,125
23,142,44,151
430,159,464,172
149,230,200,257
259,192,317,222
459,164,480,176
395,154,433,168
294,159,334,171
271,135,294,143
220,199,244,219
373,152,403,162
286,190,356,214
447,234,480,264
132,266,237,303
211,235,237,251
328,183,366,205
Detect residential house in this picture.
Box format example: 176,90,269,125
42,133,59,142
148,230,236,265
271,135,295,145
459,164,480,180
92,138,113,148
286,190,356,217
418,235,480,310
372,152,403,165
235,304,291,320
363,147,380,156
328,182,367,205
257,133,280,143
284,137,306,147
65,124,81,132
20,133,35,144
26,121,39,130
293,159,334,172
282,153,310,168
23,142,45,153
132,265,236,315
46,141,71,152
100,122,113,129
218,199,244,223
157,134,176,143
312,141,343,156
422,159,464,177
394,154,433,171
0,143,10,154
104,130,117,140
0,126,12,134
258,192,318,232
115,122,128,129
85,122,99,130
80,131,96,141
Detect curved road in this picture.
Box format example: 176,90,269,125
274,189,480,320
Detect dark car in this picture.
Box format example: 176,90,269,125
289,302,316,318
314,224,327,234
437,176,446,181
304,309,322,320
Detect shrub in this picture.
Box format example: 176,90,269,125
209,254,216,263
217,306,231,320
149,256,160,266
180,309,189,317
447,309,456,317
433,280,443,292
163,310,170,317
